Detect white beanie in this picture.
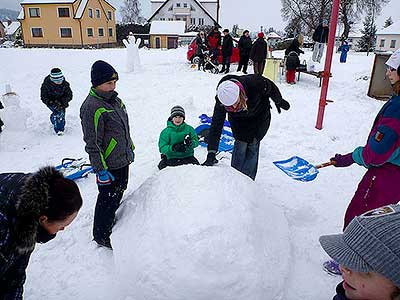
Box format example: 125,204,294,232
217,80,240,106
386,48,400,70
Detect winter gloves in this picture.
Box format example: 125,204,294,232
172,135,193,152
275,99,290,114
331,153,354,167
96,170,115,185
202,152,218,166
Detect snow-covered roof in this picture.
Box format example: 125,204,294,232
180,31,198,37
20,0,76,3
377,21,400,35
75,0,88,19
3,21,20,35
150,21,186,35
17,9,24,20
266,32,281,39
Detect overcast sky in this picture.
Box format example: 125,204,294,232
2,0,400,32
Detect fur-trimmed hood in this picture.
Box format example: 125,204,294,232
14,166,63,254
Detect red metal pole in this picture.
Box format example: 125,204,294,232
315,0,341,130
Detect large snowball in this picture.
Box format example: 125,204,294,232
112,165,290,300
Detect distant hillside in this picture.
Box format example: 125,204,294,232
0,9,19,22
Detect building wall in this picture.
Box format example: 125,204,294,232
20,0,116,47
150,34,178,49
200,2,217,20
151,1,164,13
151,0,215,27
376,34,400,52
80,0,116,46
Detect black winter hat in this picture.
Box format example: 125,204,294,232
91,60,119,87
170,105,185,119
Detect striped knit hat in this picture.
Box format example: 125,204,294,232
50,68,64,84
170,105,185,119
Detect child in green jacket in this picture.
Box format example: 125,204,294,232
158,105,200,170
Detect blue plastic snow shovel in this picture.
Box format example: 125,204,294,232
273,156,334,182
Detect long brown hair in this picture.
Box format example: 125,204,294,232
237,89,248,111
393,81,400,96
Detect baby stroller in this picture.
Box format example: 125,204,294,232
201,50,219,74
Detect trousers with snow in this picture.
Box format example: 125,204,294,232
48,105,65,133
93,165,129,244
343,163,400,230
312,42,325,63
158,155,199,170
231,138,260,180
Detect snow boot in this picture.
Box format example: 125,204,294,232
323,259,342,276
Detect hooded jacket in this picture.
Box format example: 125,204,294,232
250,38,268,62
0,167,60,299
40,75,73,109
158,120,199,160
207,74,285,151
80,88,134,173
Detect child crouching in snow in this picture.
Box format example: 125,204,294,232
158,105,200,170
320,204,400,300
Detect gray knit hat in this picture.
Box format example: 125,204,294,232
320,204,400,287
170,105,185,119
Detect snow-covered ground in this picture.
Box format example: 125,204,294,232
0,46,382,299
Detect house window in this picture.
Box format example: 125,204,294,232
87,28,94,37
60,28,72,38
98,27,104,37
96,9,100,18
107,11,112,20
176,3,181,7
183,3,188,8
168,5,173,11
29,8,40,18
176,17,181,21
88,8,93,18
390,40,396,48
380,39,385,47
199,18,204,25
190,5,195,11
31,27,43,37
58,7,70,17
160,18,166,21
190,18,195,25
108,27,113,37
168,18,173,21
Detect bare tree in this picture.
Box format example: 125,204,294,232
120,0,142,24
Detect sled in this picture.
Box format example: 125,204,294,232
273,156,333,182
195,124,235,153
198,114,231,128
55,158,94,181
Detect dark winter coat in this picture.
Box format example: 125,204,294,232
0,167,59,300
333,282,348,300
195,35,209,55
238,35,252,57
312,24,329,43
80,88,134,173
286,51,300,71
222,34,233,57
207,74,285,151
284,39,304,56
207,30,221,49
250,38,268,62
40,76,72,109
158,120,199,160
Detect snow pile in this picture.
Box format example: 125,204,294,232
0,93,31,131
112,165,290,300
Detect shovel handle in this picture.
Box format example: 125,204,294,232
315,161,335,169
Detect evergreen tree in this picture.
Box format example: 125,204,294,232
383,16,393,28
120,0,143,24
357,9,377,52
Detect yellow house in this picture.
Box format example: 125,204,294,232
18,0,116,48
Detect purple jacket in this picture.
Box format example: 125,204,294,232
352,95,400,168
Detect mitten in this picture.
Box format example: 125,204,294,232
172,142,187,152
184,134,193,147
330,153,354,168
275,99,290,114
96,170,115,185
202,152,218,166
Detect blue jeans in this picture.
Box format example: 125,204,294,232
48,106,65,133
231,139,260,180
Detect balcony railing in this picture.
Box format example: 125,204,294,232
173,7,191,15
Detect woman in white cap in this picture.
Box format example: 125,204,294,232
323,48,400,276
202,74,290,180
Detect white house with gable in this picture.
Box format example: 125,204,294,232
148,0,220,29
376,20,400,52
